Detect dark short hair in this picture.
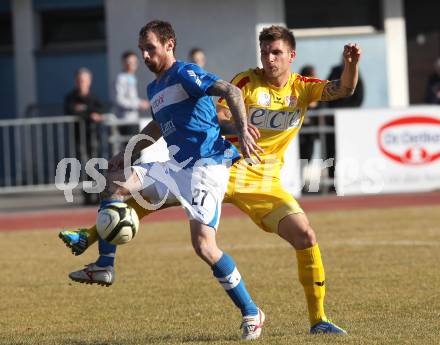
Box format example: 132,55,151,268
259,25,296,50
189,47,204,57
121,50,137,61
300,65,315,77
139,20,176,53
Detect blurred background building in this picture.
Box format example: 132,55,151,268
0,0,439,199
1,0,439,119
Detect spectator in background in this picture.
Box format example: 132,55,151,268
64,67,104,204
426,58,440,104
114,51,150,142
300,65,323,110
326,61,364,108
188,47,206,68
299,65,321,168
323,60,364,188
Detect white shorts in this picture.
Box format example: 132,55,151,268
132,160,229,229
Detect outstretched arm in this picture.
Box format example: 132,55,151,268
207,80,263,163
321,43,361,101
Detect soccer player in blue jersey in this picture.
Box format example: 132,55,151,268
68,20,265,340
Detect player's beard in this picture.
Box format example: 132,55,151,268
145,60,160,74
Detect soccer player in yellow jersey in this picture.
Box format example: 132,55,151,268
60,25,360,335
215,26,360,334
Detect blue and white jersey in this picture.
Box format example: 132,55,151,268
147,60,240,167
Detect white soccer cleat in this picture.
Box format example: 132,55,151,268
68,263,115,287
241,308,265,340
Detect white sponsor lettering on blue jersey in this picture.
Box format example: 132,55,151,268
147,61,239,166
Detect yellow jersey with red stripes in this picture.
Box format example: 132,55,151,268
218,67,328,178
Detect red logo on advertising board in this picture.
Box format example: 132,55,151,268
377,116,440,165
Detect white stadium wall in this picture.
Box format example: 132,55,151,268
294,34,389,108
105,0,285,101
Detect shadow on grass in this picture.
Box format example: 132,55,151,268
181,334,239,343
63,333,239,344
67,342,115,345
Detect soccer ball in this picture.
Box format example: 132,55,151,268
96,202,139,245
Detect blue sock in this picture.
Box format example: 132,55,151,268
96,238,116,267
95,200,119,267
99,199,121,210
212,252,258,316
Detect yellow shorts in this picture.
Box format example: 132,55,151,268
224,162,303,233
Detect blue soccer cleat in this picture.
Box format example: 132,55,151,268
58,229,89,256
310,320,347,334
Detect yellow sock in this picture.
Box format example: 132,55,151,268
85,197,157,246
296,244,327,326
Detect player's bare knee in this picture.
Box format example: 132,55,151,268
279,215,317,249
192,240,215,263
290,222,316,247
102,169,137,199
100,179,128,200
301,224,317,246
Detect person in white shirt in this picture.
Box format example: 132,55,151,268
114,51,150,140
